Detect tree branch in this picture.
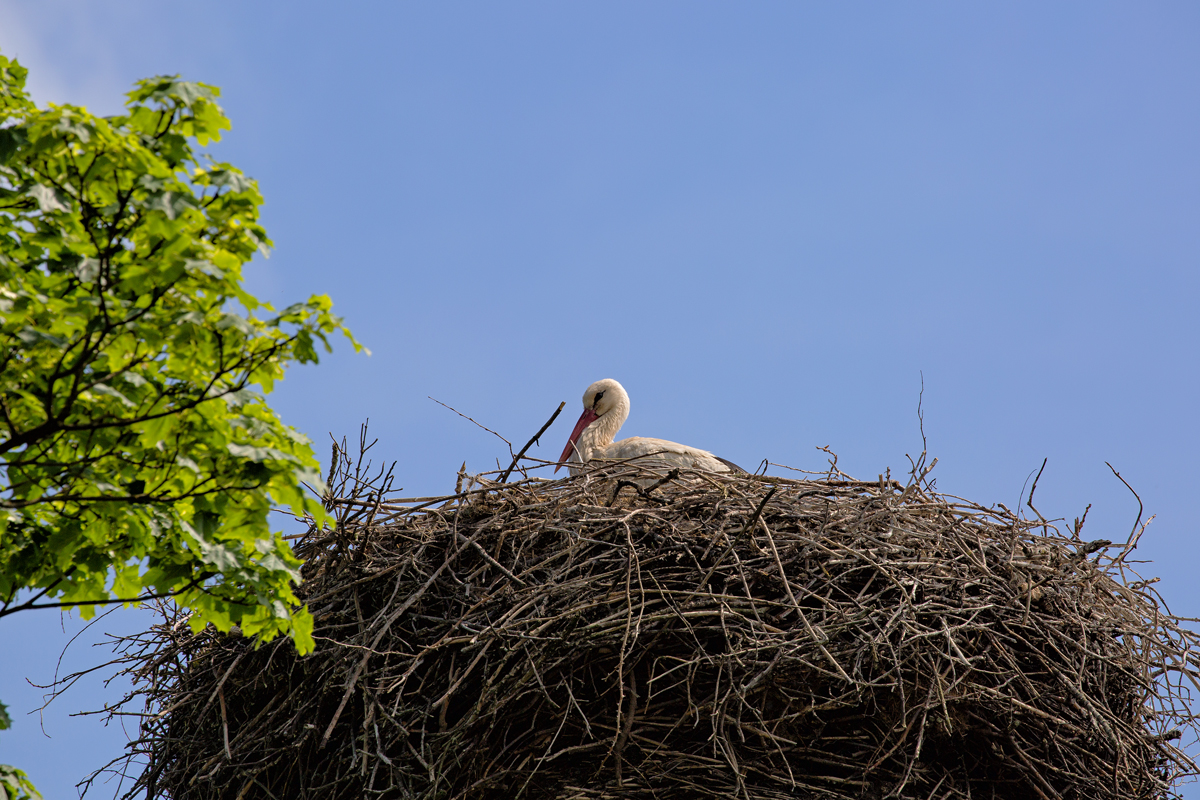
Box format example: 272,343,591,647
499,401,565,484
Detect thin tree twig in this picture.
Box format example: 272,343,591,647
429,396,512,449
1027,457,1049,525
499,401,565,484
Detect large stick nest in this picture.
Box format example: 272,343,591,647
98,441,1200,799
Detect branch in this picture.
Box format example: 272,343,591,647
741,487,778,536
499,401,564,484
1026,457,1048,524
0,575,207,619
1107,461,1152,561
428,396,511,449
1105,461,1143,543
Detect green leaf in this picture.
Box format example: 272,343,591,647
74,258,100,282
91,384,136,407
143,190,193,220
0,701,11,730
0,47,362,659
15,327,66,347
26,184,68,213
217,312,255,335
184,258,223,279
0,763,44,800
192,510,220,538
0,126,26,165
227,443,299,464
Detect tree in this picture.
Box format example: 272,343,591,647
0,50,359,724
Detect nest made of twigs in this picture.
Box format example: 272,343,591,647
96,447,1200,800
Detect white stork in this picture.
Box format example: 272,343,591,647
555,379,743,476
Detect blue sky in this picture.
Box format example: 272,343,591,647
1,2,1198,797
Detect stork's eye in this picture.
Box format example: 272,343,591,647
593,390,605,407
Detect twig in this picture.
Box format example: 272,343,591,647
1027,457,1049,525
741,486,777,536
499,401,565,483
429,396,512,449
1107,461,1147,560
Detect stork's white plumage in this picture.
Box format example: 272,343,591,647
555,379,743,476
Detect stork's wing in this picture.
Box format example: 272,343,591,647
714,456,746,474
605,437,737,473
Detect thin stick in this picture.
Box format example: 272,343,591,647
499,401,565,484
428,396,512,448
741,486,777,536
1027,457,1048,525
1106,461,1145,558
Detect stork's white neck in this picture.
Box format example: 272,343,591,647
577,391,629,456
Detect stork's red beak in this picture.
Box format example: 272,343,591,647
556,408,599,472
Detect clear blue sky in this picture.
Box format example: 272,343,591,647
2,2,1198,797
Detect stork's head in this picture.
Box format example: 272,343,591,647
581,378,625,418
556,378,628,472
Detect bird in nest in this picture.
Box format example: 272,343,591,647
556,378,743,476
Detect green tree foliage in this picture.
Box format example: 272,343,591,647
0,765,42,800
1,691,41,798
0,703,39,800
0,52,361,649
